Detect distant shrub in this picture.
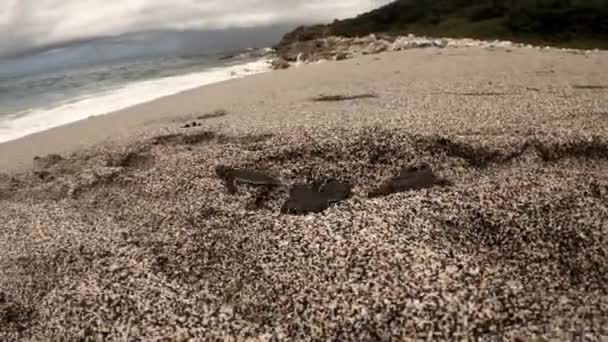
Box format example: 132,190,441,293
470,5,506,22
507,6,608,36
279,0,608,49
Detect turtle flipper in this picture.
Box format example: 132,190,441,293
224,179,238,194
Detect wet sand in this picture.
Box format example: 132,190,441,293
1,47,607,340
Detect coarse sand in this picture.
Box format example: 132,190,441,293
1,47,607,340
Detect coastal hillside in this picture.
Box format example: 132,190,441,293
278,0,608,49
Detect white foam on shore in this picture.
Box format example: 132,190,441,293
0,58,271,143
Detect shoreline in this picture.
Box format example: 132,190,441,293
0,56,272,145
0,58,285,173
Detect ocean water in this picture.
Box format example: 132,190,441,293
0,38,274,143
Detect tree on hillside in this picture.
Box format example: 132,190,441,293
288,0,608,47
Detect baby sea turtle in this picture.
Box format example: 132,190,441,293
318,178,353,203
281,178,353,215
398,163,432,177
215,165,286,194
280,183,330,215
368,164,451,198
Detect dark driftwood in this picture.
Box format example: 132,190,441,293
572,85,608,90
441,91,512,96
197,109,228,120
311,93,377,102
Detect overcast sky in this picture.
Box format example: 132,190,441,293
0,0,392,58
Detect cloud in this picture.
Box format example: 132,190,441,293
0,0,392,58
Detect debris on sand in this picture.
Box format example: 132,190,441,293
311,93,377,102
440,91,512,96
197,109,228,120
571,85,608,90
180,110,227,128
181,122,203,129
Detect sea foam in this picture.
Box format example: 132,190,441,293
0,58,271,143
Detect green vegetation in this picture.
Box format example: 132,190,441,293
327,0,608,49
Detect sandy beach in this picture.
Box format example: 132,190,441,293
1,46,608,339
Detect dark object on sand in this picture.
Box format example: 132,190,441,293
572,85,608,90
215,165,284,194
281,178,353,215
197,109,228,120
311,93,377,102
152,131,216,146
442,91,511,96
33,154,64,179
182,122,202,129
33,154,63,170
368,163,451,198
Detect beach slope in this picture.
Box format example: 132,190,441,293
1,47,608,340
